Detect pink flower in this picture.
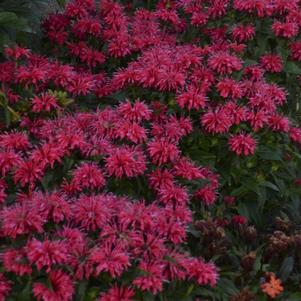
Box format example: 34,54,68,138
216,78,243,99
32,93,59,112
172,157,205,180
228,133,256,156
224,196,236,205
232,215,247,225
243,65,264,81
3,248,32,276
247,111,268,132
1,203,45,239
208,52,242,75
26,239,69,272
99,285,135,301
186,258,218,287
158,184,189,206
114,120,147,144
30,142,65,169
290,127,301,144
201,109,232,134
4,46,30,59
117,100,151,122
105,146,146,178
176,88,207,110
71,162,106,191
33,270,74,301
0,150,22,176
260,54,283,73
148,169,174,191
13,160,44,190
268,115,290,132
72,195,109,231
0,273,11,301
272,21,299,38
0,131,30,151
195,186,217,205
231,24,255,42
290,41,301,61
133,261,165,294
148,139,179,165
89,243,130,278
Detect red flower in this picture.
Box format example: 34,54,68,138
201,109,232,134
231,24,255,42
216,78,243,99
4,46,30,60
290,41,301,61
260,54,283,73
290,127,301,145
208,52,242,75
0,273,11,301
32,93,59,112
99,285,135,301
72,195,109,231
176,88,207,110
0,150,22,176
3,248,32,276
26,239,69,272
272,21,299,38
105,146,146,178
89,243,131,278
13,160,44,190
232,215,247,225
195,186,217,205
0,131,30,151
224,196,236,205
71,162,106,191
117,100,151,122
268,115,290,132
133,261,165,294
148,139,179,165
186,258,218,286
228,133,256,156
1,202,45,239
33,270,74,301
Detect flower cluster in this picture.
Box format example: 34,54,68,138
0,100,218,300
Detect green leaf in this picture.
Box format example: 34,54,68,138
0,12,19,24
279,256,294,282
76,280,88,301
56,0,66,6
259,181,279,191
284,62,301,74
287,292,301,301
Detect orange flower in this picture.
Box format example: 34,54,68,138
261,273,284,298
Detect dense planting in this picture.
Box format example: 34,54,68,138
0,0,301,300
